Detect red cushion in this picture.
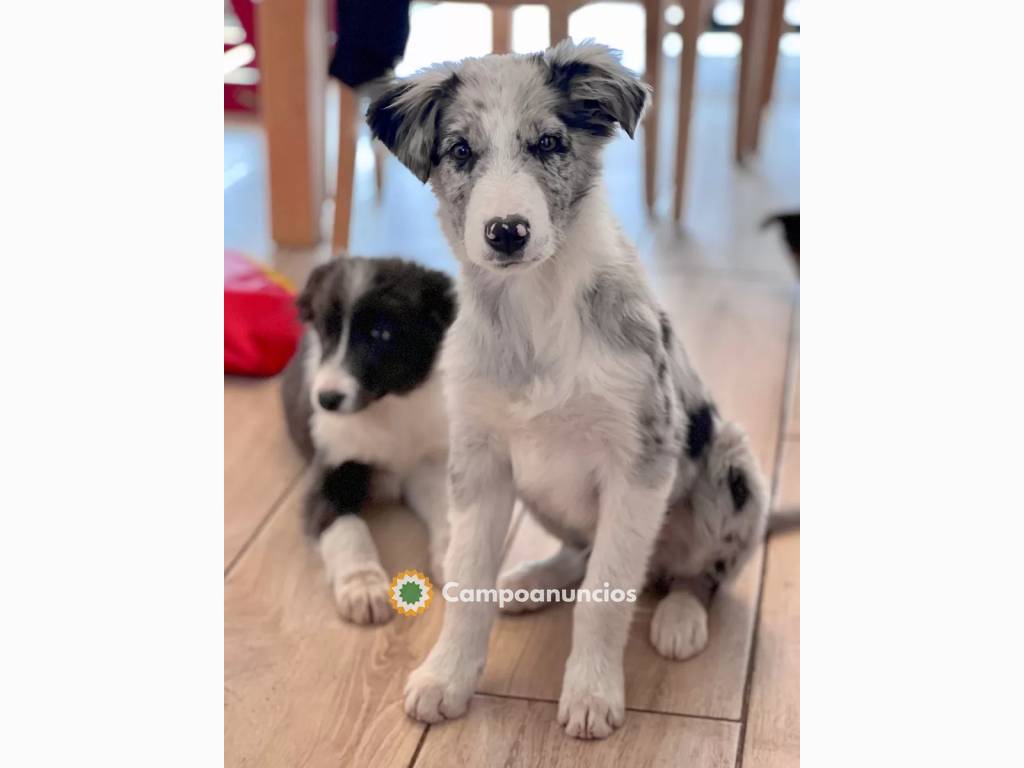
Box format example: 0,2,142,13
224,250,302,377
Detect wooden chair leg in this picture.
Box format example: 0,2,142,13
673,0,703,221
643,0,662,213
493,7,513,53
331,83,358,255
760,0,786,109
550,1,570,45
735,0,771,162
256,0,327,247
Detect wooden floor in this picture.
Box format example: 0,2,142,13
225,47,799,768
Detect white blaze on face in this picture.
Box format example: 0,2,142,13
305,330,364,415
464,168,554,269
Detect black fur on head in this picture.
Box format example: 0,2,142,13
296,256,456,402
543,39,652,139
366,67,462,183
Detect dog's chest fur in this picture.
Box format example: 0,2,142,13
309,366,448,476
451,264,663,546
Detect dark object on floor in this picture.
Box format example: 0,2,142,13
762,212,800,271
330,0,411,89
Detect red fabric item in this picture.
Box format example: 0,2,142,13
224,250,302,377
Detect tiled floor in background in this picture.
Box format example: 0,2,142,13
225,18,799,768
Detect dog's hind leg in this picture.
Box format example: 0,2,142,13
650,578,713,661
402,454,451,583
649,420,768,660
307,461,393,625
497,542,588,614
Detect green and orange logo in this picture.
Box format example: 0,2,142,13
389,570,433,616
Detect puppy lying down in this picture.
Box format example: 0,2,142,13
367,40,769,739
281,255,456,624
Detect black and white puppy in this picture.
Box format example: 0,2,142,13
281,255,456,624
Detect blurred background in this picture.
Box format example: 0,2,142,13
224,0,800,280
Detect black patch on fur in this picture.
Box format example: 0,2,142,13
685,403,715,459
365,81,414,153
295,256,456,411
304,461,373,538
659,311,672,346
366,73,462,182
296,262,346,357
344,258,456,398
544,56,648,139
727,466,751,512
714,559,727,574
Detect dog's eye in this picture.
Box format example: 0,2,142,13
451,141,472,161
538,135,559,153
369,327,393,342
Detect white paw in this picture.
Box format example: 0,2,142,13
650,591,708,661
333,570,393,625
558,666,625,739
496,563,553,614
403,660,475,724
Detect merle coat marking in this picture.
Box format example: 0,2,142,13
367,40,768,739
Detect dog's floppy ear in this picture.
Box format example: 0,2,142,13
295,261,335,323
544,39,652,139
419,269,457,331
366,66,461,183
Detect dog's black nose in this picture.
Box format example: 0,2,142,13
484,216,530,256
318,390,346,411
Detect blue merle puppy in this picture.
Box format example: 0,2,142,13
367,40,768,737
281,255,456,625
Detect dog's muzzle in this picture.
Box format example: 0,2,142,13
484,216,530,264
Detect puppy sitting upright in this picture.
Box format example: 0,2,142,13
368,41,768,738
281,256,456,625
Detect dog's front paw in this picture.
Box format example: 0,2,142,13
650,591,708,660
558,665,625,739
333,570,393,625
404,660,475,724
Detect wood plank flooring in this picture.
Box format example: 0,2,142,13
224,264,800,767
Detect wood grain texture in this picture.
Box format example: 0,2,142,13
642,0,662,212
257,0,326,246
478,273,792,718
491,6,513,53
225,480,447,767
331,83,358,255
741,531,799,768
672,0,704,221
734,0,773,160
481,511,765,720
414,695,740,768
224,376,305,569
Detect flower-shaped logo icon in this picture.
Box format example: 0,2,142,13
389,570,433,616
